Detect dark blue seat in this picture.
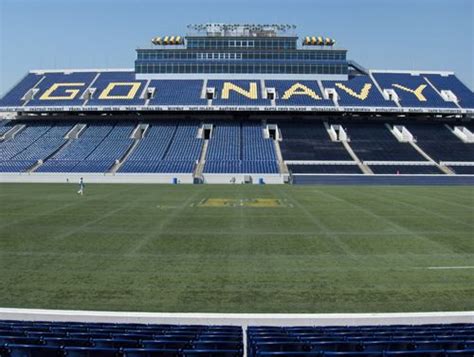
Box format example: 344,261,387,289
0,336,44,345
255,353,320,356
0,331,25,337
182,349,242,357
383,350,445,357
192,341,243,350
322,353,383,356
445,349,474,356
362,341,414,352
255,342,310,353
63,346,119,356
310,342,362,352
5,344,62,357
92,338,140,348
122,348,180,356
141,340,189,349
43,337,92,347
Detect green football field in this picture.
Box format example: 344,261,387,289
0,183,473,313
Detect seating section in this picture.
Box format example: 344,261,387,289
406,124,474,162
369,165,443,174
1,71,472,110
38,122,134,173
0,320,243,357
247,324,474,357
322,75,396,107
0,122,72,172
424,74,474,109
266,80,333,106
0,72,43,107
26,72,97,107
448,166,474,174
1,119,472,175
149,80,207,106
0,120,14,136
204,122,279,173
279,121,352,161
208,80,270,106
372,73,457,108
288,164,362,174
345,123,426,162
119,121,202,174
86,72,147,106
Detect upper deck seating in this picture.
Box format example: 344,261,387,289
0,72,43,107
86,72,147,107
372,72,457,108
266,80,333,106
26,72,97,107
406,123,474,162
424,74,474,109
149,80,207,106
209,80,270,106
322,75,396,107
279,121,352,161
344,123,426,161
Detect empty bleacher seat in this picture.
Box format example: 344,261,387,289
86,72,147,107
372,72,457,108
322,75,395,107
406,123,474,162
209,80,270,106
149,80,207,106
266,80,333,107
279,121,352,161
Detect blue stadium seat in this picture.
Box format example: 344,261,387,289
423,74,474,109
266,80,333,107
122,348,180,357
4,344,62,357
26,72,97,107
322,75,395,107
63,346,120,356
86,72,146,107
182,350,242,356
0,72,43,107
209,80,270,106
372,72,457,109
149,80,207,106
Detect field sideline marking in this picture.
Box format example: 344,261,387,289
427,266,474,270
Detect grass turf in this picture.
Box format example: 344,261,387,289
0,183,473,313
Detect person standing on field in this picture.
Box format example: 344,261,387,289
77,177,85,195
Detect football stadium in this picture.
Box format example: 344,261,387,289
0,20,474,357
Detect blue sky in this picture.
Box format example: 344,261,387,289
0,0,472,96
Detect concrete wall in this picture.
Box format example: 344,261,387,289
0,173,285,185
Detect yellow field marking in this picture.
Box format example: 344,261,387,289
197,198,287,208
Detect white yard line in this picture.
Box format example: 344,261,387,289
427,266,474,270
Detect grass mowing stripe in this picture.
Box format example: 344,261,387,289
312,187,455,253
